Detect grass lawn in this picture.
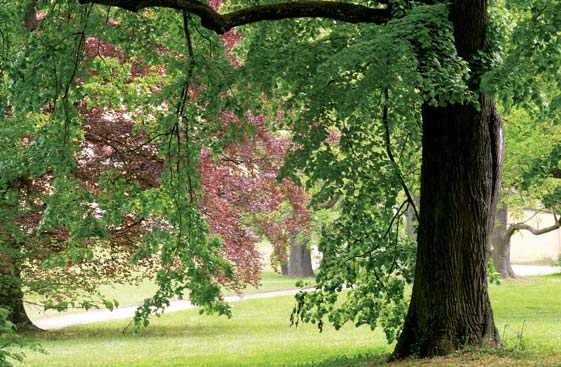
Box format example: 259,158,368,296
17,274,561,367
22,295,386,367
26,271,315,320
26,240,315,320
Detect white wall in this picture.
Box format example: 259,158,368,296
509,209,561,263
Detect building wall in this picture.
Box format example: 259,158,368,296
509,209,561,263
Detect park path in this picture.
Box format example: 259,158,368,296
512,264,560,276
33,265,559,330
33,287,313,330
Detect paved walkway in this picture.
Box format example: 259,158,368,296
512,264,561,276
33,287,312,330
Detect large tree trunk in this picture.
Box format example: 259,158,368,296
393,99,503,357
491,204,517,278
287,233,314,278
392,0,502,358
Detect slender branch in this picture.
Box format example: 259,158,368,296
347,199,408,261
78,0,391,34
505,221,560,240
381,88,419,221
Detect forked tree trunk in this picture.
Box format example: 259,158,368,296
287,233,314,278
492,204,517,278
393,99,503,358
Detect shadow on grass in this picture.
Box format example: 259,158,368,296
295,352,389,367
25,322,232,341
25,313,320,341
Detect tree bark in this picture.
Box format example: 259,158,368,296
392,0,503,357
0,265,36,330
491,204,517,278
393,98,503,358
287,233,314,278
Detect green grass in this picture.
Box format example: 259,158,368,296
95,271,313,306
22,296,386,367
490,274,561,352
26,271,315,320
26,241,314,320
512,258,559,266
18,274,561,367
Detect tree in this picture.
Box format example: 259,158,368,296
6,0,560,360
76,0,499,356
493,207,560,278
1,1,311,331
492,15,561,277
0,3,286,329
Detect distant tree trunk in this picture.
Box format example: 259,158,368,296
491,204,517,278
498,214,560,278
405,197,419,240
280,262,289,276
23,0,38,32
287,233,314,278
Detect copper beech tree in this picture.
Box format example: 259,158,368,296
2,2,310,329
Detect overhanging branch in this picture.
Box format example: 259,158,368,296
504,214,561,242
77,0,391,34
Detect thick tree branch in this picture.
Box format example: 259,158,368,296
78,0,391,34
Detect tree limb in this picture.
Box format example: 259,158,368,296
504,217,561,242
313,193,339,209
77,0,392,34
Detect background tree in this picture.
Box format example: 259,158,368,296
493,106,561,278
488,0,561,278
1,0,309,331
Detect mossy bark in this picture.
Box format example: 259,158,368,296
0,266,37,331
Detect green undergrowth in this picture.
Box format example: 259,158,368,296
17,274,561,367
